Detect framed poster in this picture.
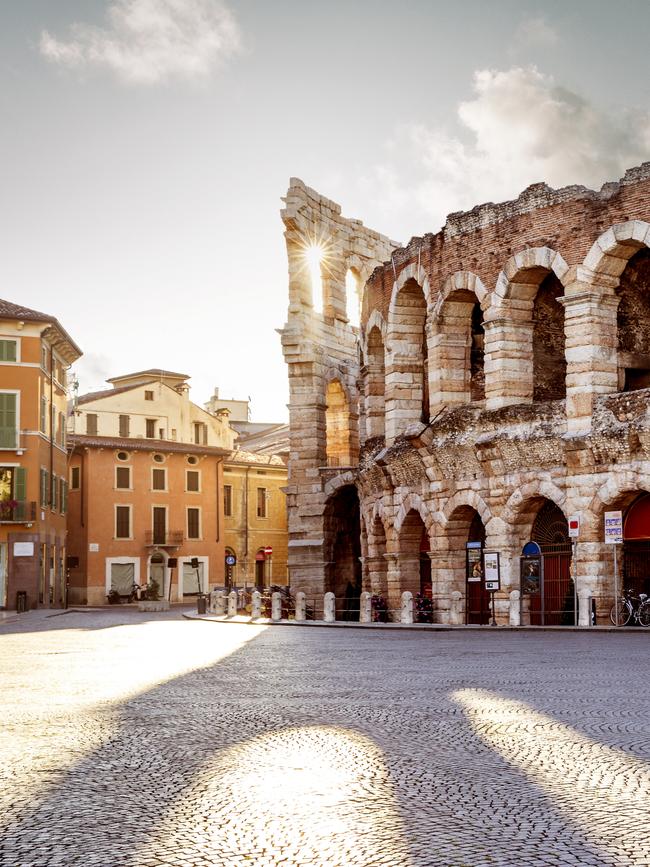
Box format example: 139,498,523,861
521,556,541,594
466,542,483,582
483,551,500,591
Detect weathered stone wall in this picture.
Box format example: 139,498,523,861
282,165,650,623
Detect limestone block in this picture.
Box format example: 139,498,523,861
227,591,237,617
271,592,282,621
295,591,306,621
251,590,262,619
509,590,521,626
324,591,336,622
359,591,372,623
449,590,463,626
400,591,414,624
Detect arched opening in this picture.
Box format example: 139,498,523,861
622,493,650,595
521,499,573,626
386,279,428,438
532,273,566,402
397,509,429,607
255,548,266,590
365,327,385,440
148,550,167,599
324,485,361,620
617,248,650,392
325,380,352,467
368,515,387,597
345,269,362,327
444,506,488,624
470,302,485,401
306,245,324,314
433,289,484,409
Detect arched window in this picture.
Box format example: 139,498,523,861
386,278,428,440
532,273,566,401
325,380,352,467
365,327,385,439
306,245,324,314
617,248,650,392
345,269,361,327
432,287,484,410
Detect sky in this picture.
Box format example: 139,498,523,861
1,0,649,421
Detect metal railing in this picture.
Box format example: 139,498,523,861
144,530,184,546
0,501,36,523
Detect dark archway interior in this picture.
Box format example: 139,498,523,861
470,302,485,402
529,500,572,625
324,485,361,618
532,273,566,402
617,248,650,392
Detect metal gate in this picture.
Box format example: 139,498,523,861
525,501,574,626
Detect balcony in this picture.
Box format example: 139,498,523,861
144,530,184,547
0,501,37,523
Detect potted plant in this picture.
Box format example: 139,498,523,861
371,594,390,622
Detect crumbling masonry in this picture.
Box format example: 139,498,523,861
280,166,650,625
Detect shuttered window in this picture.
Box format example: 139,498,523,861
119,415,130,438
51,475,58,511
223,484,232,517
187,508,200,539
14,467,26,503
116,466,131,489
40,397,47,434
115,506,131,539
0,340,17,362
146,419,156,438
86,414,98,436
0,393,17,448
70,466,80,490
40,468,49,506
257,487,267,518
60,479,67,515
186,470,200,492
152,468,166,491
58,412,66,446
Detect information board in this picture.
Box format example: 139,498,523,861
483,551,500,591
604,510,623,544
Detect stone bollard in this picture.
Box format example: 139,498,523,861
208,590,219,614
295,591,306,622
359,591,372,623
578,592,592,627
401,591,414,624
214,590,226,616
251,590,262,619
227,590,237,617
324,591,336,623
271,591,282,621
509,590,520,626
449,590,463,625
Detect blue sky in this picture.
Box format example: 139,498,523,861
1,0,649,420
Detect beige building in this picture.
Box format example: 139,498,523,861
281,166,650,626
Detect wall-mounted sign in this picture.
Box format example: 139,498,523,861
483,551,500,591
263,546,273,556
225,554,236,567
466,541,483,582
604,510,623,545
521,555,541,594
89,543,99,552
13,542,34,557
568,514,580,538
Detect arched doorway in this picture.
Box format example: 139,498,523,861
397,509,430,608
465,512,489,625
255,548,266,590
623,493,650,595
525,501,573,625
324,485,361,620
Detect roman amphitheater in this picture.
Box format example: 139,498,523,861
280,164,650,625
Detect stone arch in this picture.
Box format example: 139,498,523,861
440,503,490,625
362,310,387,353
394,492,436,540
582,221,650,281
325,379,356,468
386,268,430,440
364,323,386,440
441,489,492,529
486,247,570,409
323,484,362,617
387,263,431,316
586,471,650,538
431,274,489,411
502,479,566,544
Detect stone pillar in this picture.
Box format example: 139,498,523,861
401,591,413,624
324,591,335,622
359,591,372,623
366,555,388,597
563,274,620,432
251,590,262,619
227,590,237,617
578,591,592,627
383,552,401,615
449,590,463,625
509,590,520,626
428,550,451,624
429,311,473,414
385,354,424,444
295,591,306,622
484,314,534,410
271,592,282,622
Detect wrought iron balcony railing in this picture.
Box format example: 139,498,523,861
0,501,37,523
144,530,184,547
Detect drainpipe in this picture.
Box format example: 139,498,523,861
215,457,223,542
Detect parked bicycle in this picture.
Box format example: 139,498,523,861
609,589,650,626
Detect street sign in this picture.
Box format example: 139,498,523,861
604,510,623,544
225,554,236,566
568,514,580,538
263,546,273,556
483,551,500,591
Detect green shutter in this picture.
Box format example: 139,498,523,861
0,340,17,362
61,480,67,515
51,475,57,511
14,467,26,502
0,393,17,448
40,469,49,507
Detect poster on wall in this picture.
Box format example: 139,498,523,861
466,542,483,582
521,556,541,594
13,542,34,557
483,551,500,591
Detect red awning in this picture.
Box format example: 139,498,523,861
624,494,650,540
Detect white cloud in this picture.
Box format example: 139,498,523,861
40,0,241,85
359,66,650,235
514,15,559,48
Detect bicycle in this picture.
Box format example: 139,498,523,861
610,589,650,627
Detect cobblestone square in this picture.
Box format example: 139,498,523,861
1,609,648,867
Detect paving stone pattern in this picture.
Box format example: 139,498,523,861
0,609,648,867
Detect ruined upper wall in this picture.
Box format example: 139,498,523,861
362,162,650,323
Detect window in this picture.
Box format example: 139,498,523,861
146,419,156,438
257,487,267,518
58,412,66,447
158,427,164,440
193,422,207,445
60,479,67,515
116,466,131,489
144,390,154,401
70,466,80,490
0,340,17,362
186,470,200,492
119,415,130,438
41,345,49,372
0,393,17,448
40,468,49,506
153,453,164,463
115,506,131,539
187,507,200,539
152,468,166,491
86,414,98,436
224,484,233,517
152,507,166,544
187,455,198,465
51,474,58,511
171,428,177,440
40,397,47,434
50,404,56,440
116,451,129,461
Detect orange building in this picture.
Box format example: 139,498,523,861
0,299,81,610
66,370,235,605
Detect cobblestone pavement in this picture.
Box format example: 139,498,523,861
1,609,648,867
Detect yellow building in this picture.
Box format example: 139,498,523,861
223,450,288,589
0,299,81,610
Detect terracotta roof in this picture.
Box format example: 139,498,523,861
0,297,82,357
107,368,189,382
77,383,142,405
69,434,230,457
